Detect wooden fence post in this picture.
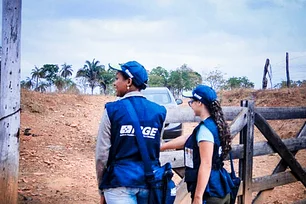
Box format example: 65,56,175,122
286,52,290,88
254,113,306,187
262,58,270,89
238,100,255,203
0,0,22,203
253,123,306,203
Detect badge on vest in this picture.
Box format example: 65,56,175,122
185,147,194,168
218,146,222,156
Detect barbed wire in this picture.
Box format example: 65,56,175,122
269,57,306,86
271,54,306,66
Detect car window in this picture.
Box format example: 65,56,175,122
142,92,172,105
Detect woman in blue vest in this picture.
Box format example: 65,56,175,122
161,85,233,204
95,61,167,204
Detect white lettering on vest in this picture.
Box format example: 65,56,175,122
119,125,158,139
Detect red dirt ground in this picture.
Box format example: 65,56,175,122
18,87,306,204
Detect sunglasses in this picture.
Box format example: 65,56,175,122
188,99,197,107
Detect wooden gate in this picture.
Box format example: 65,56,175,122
161,100,306,203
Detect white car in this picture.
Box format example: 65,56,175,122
141,87,183,141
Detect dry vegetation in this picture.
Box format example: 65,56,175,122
18,87,306,204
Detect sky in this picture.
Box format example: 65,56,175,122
1,0,306,89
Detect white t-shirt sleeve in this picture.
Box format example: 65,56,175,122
196,124,214,144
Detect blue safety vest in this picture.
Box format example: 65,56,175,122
184,117,233,198
100,96,166,189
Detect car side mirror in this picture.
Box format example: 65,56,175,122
175,99,183,105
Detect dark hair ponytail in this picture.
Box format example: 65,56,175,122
209,100,232,160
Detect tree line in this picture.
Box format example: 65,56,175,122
21,59,115,95
21,59,305,95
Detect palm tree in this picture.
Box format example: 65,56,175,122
76,59,105,94
60,63,73,79
21,77,34,90
65,79,79,93
53,76,66,92
31,66,43,90
100,69,116,94
40,64,59,91
34,82,49,93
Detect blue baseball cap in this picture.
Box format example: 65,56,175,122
183,85,217,106
109,61,148,89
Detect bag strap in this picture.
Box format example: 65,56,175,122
229,151,236,177
122,99,153,175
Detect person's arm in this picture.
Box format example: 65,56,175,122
160,120,166,142
160,134,189,151
100,195,106,204
192,141,213,204
95,110,111,200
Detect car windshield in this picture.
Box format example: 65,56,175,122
142,91,172,105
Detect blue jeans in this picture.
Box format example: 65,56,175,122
104,187,149,204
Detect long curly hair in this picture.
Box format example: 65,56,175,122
208,100,232,160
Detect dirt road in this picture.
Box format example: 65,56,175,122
18,88,306,203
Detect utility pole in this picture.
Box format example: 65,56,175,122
0,0,22,203
286,52,290,88
262,58,270,89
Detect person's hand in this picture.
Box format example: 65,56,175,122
192,197,202,204
160,143,165,151
100,195,106,204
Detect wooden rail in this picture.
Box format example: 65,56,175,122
162,101,306,204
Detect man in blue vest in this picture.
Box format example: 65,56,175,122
95,61,167,204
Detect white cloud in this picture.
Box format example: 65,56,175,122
21,18,176,76
17,0,306,90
